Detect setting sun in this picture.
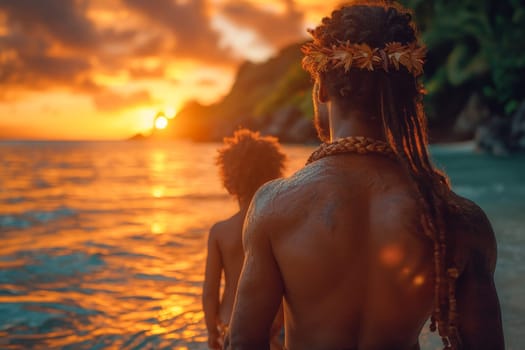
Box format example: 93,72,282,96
155,115,169,130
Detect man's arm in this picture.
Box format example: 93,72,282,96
228,185,284,350
203,225,223,349
456,208,505,349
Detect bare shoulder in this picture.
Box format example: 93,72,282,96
244,177,297,228
244,168,322,240
250,166,318,213
446,191,497,272
447,194,505,349
209,212,243,241
209,218,228,238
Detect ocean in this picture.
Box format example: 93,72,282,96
0,141,523,349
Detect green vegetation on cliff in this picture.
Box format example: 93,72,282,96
402,0,525,135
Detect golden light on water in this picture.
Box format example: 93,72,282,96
152,185,165,198
151,222,166,234
152,151,167,173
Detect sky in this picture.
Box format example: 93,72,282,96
0,0,343,140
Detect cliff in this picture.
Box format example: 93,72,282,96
164,43,317,143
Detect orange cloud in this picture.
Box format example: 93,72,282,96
93,90,155,112
219,0,305,49
122,0,237,64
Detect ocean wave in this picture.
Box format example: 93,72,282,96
0,248,105,283
29,207,76,222
0,301,99,332
0,206,76,230
114,193,229,202
4,196,27,204
32,178,53,189
0,251,105,284
133,273,179,282
0,216,31,229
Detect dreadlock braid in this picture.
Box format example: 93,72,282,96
307,2,461,349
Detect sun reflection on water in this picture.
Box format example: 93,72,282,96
151,221,167,234
151,151,167,174
152,185,165,198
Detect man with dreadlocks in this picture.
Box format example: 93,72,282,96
203,128,286,349
227,2,504,350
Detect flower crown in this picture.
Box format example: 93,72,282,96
301,39,427,77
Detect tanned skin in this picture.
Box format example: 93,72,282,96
227,80,504,349
204,204,284,350
203,210,246,349
203,129,286,349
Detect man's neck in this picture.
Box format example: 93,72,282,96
238,198,250,214
329,104,385,142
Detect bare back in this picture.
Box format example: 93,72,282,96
214,213,245,323
203,211,245,336
267,155,433,349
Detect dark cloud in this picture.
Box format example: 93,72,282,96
18,53,90,83
0,0,104,97
220,0,305,49
93,90,155,112
123,0,235,63
132,35,168,57
101,28,141,44
0,0,97,50
0,33,96,93
0,0,237,100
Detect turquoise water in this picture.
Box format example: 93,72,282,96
0,141,523,349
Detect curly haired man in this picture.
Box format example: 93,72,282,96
202,128,286,349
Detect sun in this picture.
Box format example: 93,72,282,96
154,115,169,130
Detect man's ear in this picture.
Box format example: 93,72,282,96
317,75,330,103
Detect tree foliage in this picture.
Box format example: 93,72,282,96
401,0,525,119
